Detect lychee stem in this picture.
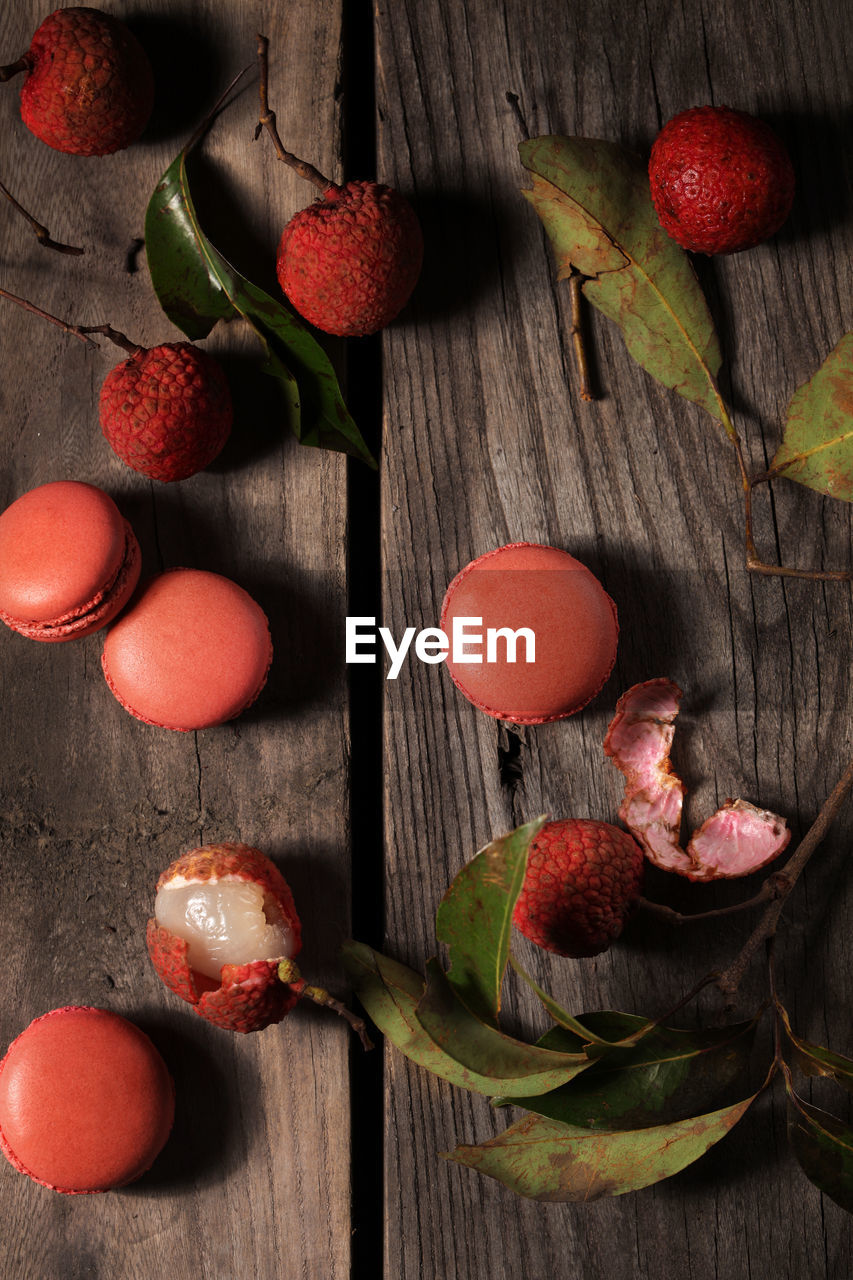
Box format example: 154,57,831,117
0,286,97,347
253,35,336,195
277,958,373,1050
0,179,83,256
0,57,29,82
569,271,595,401
0,287,143,356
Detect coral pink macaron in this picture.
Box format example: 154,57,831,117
440,542,618,724
0,481,141,641
102,568,273,730
0,1006,174,1194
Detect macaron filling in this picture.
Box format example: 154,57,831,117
0,524,141,640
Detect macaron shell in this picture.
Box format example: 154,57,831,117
8,523,142,642
441,542,618,723
0,1007,174,1194
0,482,131,632
102,568,273,730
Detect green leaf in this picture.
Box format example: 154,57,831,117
342,941,521,1097
770,333,853,501
416,959,590,1097
778,1004,853,1094
436,817,546,1026
497,1016,756,1130
445,1091,758,1200
786,1083,853,1212
519,136,727,425
145,150,376,467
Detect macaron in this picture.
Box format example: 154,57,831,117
0,1006,174,1194
440,542,618,724
0,481,141,641
101,567,273,730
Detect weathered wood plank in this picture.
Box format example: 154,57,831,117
0,4,351,1278
377,0,853,1276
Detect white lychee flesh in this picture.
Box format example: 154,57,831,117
155,879,297,980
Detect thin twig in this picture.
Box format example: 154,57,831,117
744,473,853,581
636,872,791,926
183,62,254,157
254,35,334,193
0,286,98,347
717,753,853,1002
0,287,142,355
0,180,83,255
569,271,595,401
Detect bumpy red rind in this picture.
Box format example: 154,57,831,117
276,181,423,336
649,106,795,255
99,344,233,482
19,8,154,156
513,818,644,957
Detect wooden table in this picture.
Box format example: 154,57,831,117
0,1,850,1276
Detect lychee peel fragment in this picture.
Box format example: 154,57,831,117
604,679,790,880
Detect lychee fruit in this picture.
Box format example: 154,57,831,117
1,8,154,157
99,342,233,482
148,843,371,1044
648,106,795,255
276,179,424,336
512,819,644,957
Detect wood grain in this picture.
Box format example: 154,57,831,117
0,3,352,1278
377,0,853,1277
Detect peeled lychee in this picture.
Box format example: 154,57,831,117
648,105,795,255
276,180,423,336
99,342,233,482
148,843,372,1045
2,8,154,156
513,819,644,957
147,844,302,1033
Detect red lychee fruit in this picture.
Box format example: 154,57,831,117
99,342,233,482
513,819,644,957
276,180,424,336
148,843,372,1045
648,106,795,255
1,8,154,156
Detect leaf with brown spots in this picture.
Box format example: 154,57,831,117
520,136,726,422
445,1091,759,1200
771,334,853,501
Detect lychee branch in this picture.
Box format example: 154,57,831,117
253,35,334,194
636,873,790,925
716,752,853,1003
0,179,83,255
277,959,374,1050
0,285,143,356
569,271,595,401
